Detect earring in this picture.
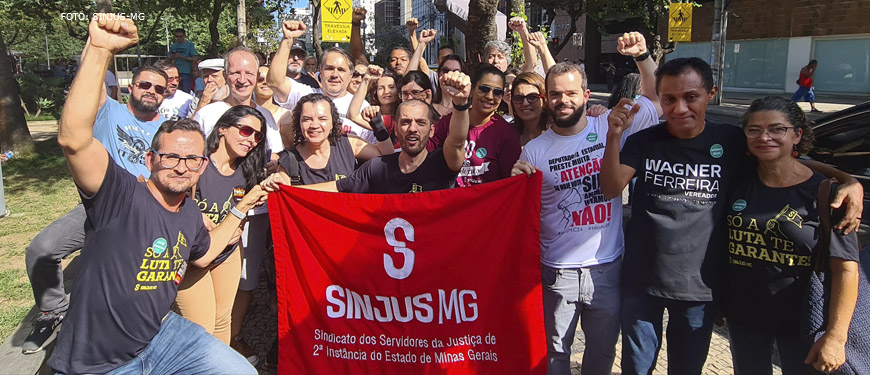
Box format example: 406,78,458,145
792,145,799,158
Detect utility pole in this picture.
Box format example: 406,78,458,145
710,0,726,105
237,0,248,45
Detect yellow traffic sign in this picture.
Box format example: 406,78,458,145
321,0,353,41
669,3,692,42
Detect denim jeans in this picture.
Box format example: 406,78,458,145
620,288,718,375
727,321,816,375
25,204,86,313
102,312,256,375
542,257,622,375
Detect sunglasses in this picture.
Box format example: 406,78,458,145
233,124,264,142
257,76,266,83
511,93,543,104
134,81,166,95
352,71,364,78
477,84,504,97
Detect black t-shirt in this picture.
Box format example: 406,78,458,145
335,148,457,193
620,122,747,301
724,171,859,335
194,161,246,265
278,135,358,185
294,74,320,89
50,159,210,374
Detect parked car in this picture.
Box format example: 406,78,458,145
808,101,870,224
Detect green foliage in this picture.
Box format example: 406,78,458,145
16,74,67,118
371,32,409,68
508,10,527,69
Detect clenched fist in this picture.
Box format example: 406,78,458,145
352,7,366,22
406,18,419,32
440,71,472,105
508,17,527,33
617,31,648,58
419,29,438,45
88,14,139,53
282,20,306,40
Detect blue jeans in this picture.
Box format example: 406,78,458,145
791,85,815,103
103,312,256,375
727,321,815,375
179,73,193,94
620,288,718,375
542,257,622,375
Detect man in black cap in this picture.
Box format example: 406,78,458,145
287,39,320,88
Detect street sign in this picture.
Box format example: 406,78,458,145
321,0,353,42
669,3,693,42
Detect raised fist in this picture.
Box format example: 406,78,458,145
352,7,366,22
440,71,471,105
617,31,648,58
365,64,384,78
361,106,381,122
282,20,306,40
527,32,547,50
419,29,438,45
406,18,419,32
88,14,139,54
508,17,527,33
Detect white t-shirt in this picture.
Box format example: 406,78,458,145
275,79,375,144
159,90,194,121
520,95,658,268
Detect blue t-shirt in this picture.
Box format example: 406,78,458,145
93,98,166,179
170,40,198,74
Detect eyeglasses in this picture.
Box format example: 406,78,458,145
134,81,166,95
167,76,180,82
744,126,796,140
401,89,426,99
151,151,206,170
511,93,543,104
477,84,505,97
352,71,364,78
233,124,264,143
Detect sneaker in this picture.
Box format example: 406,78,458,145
231,336,259,367
22,311,64,354
811,108,822,113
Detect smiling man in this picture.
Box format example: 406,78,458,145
155,59,194,120
268,20,376,143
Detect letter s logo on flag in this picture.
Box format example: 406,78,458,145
384,218,415,279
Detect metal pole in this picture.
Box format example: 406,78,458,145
710,0,726,105
44,25,50,69
714,10,731,105
164,17,170,55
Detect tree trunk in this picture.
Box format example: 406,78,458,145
312,0,323,60
466,0,499,70
237,0,248,46
208,0,224,56
0,31,34,154
584,1,602,84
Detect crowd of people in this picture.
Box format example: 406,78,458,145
18,10,866,375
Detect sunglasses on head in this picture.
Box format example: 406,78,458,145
511,93,542,104
477,84,504,97
233,124,264,143
134,81,166,95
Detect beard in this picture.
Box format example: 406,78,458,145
155,171,197,194
551,104,584,128
287,65,302,76
131,93,161,113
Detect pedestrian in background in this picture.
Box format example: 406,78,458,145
792,60,821,113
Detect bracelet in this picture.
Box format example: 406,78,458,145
634,51,651,62
453,100,472,111
230,207,247,220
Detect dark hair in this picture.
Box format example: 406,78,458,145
437,45,454,53
368,70,398,106
606,73,641,109
545,62,587,93
173,28,186,35
291,93,343,146
655,57,713,94
254,52,268,67
207,106,268,189
741,96,815,155
150,119,206,154
152,59,176,72
433,55,466,103
320,47,355,71
808,59,818,66
398,70,433,99
390,47,411,58
510,72,549,134
132,65,169,85
471,63,505,88
396,99,433,124
505,68,521,77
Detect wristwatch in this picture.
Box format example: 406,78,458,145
230,207,247,220
453,100,472,111
634,51,651,62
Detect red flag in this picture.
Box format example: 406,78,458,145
268,174,545,374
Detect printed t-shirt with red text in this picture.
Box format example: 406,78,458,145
521,96,658,268
427,113,521,187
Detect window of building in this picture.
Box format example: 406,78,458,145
813,38,870,94
723,39,789,90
